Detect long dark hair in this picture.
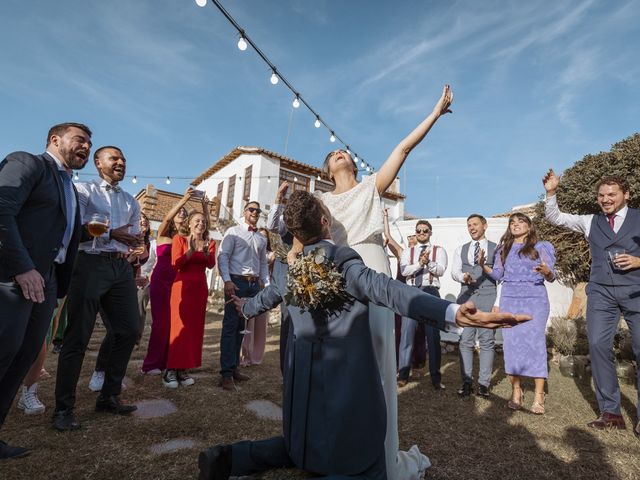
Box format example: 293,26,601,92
499,212,539,264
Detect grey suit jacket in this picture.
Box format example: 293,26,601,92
242,240,452,476
0,151,81,297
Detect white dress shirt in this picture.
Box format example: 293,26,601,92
451,238,489,284
545,194,628,236
217,220,269,285
400,242,448,288
47,150,77,264
76,178,141,254
266,203,287,237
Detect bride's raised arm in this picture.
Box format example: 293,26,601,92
375,84,453,195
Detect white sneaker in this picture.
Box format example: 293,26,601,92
88,371,105,392
177,370,195,387
163,370,179,388
17,384,45,415
142,368,162,376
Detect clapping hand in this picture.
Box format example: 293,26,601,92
455,301,531,329
477,249,486,267
462,272,474,285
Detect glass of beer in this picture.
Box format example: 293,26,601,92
88,213,109,252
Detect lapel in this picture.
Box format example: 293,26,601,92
614,207,637,241
595,213,615,242
42,152,67,220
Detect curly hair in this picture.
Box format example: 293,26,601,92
283,191,326,244
596,175,629,194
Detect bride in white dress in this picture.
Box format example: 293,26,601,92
316,85,454,480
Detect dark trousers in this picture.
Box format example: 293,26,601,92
55,253,138,411
230,436,386,479
279,308,292,375
398,286,442,385
0,268,57,427
220,278,259,378
586,282,640,418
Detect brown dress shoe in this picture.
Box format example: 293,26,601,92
219,377,236,391
233,369,250,382
587,412,626,430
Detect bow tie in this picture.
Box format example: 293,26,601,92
104,184,121,193
248,226,258,232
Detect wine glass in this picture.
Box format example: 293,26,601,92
240,316,252,336
607,248,627,270
87,213,109,253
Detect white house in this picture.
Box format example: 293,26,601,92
192,146,405,226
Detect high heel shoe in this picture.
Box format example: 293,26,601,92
531,392,546,415
508,388,524,410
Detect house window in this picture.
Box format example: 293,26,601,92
227,175,236,210
314,179,334,193
243,166,252,201
278,169,309,200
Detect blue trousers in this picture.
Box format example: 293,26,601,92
220,278,260,378
586,282,640,418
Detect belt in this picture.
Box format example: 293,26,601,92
230,274,259,283
81,251,127,260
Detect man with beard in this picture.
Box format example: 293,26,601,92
0,123,91,458
53,146,141,431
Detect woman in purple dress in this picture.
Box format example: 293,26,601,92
141,188,193,374
479,213,556,414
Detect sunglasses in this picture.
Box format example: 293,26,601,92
415,228,431,234
245,207,262,214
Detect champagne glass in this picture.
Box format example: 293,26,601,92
87,213,109,253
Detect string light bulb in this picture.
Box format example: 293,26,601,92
366,166,371,172
237,36,248,51
293,176,298,182
166,176,171,185
195,0,207,7
292,96,300,108
317,174,321,180
270,71,279,85
132,176,138,184
346,147,351,155
360,160,366,168
329,132,336,143
314,117,321,128
267,176,271,183
73,172,79,181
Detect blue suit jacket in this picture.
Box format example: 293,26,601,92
0,151,81,297
242,240,452,475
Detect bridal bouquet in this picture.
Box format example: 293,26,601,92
285,247,351,312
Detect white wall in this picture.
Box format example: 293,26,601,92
387,216,573,322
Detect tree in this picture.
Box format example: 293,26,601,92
533,133,640,287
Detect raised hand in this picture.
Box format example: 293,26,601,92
432,84,453,116
542,169,560,195
183,186,195,199
276,181,289,204
455,301,531,329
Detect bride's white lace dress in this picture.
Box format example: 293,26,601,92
320,174,430,480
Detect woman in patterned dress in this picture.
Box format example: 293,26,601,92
480,213,556,414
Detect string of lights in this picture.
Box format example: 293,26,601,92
195,0,375,174
72,172,332,185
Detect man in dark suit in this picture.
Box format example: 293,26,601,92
0,122,91,459
198,191,530,480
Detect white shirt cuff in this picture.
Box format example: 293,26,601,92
444,304,463,335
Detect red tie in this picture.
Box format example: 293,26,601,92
607,214,616,230
248,226,258,232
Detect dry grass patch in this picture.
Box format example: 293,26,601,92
1,314,638,479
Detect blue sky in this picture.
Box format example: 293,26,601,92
1,0,638,217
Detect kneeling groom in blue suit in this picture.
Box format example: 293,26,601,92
198,191,530,480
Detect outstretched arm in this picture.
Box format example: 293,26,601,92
233,284,283,319
157,187,193,238
375,85,453,194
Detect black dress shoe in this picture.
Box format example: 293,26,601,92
198,444,232,480
0,440,29,460
432,382,446,391
476,384,490,397
52,409,81,431
457,383,473,397
95,395,137,415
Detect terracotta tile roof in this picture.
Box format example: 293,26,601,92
192,146,406,201
135,186,218,224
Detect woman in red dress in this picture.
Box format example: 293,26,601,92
164,210,215,387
